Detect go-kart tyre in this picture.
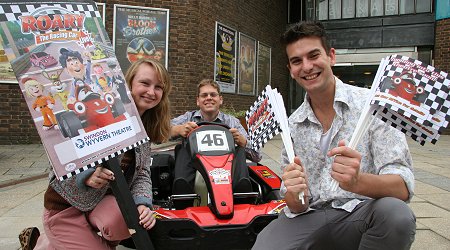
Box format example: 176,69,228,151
58,111,83,138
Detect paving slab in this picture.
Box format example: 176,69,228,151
411,230,450,250
0,135,449,249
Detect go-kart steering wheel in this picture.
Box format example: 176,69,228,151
196,121,230,129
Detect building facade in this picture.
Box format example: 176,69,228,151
0,0,289,144
1,0,449,144
288,0,450,133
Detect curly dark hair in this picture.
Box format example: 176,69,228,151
59,48,83,68
280,21,331,55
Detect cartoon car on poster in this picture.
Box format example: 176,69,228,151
56,84,127,138
30,52,58,69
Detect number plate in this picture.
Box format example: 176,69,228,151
196,130,229,152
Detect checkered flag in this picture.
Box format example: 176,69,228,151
246,90,281,150
331,55,450,191
376,107,440,145
246,85,306,203
0,1,101,22
372,54,450,127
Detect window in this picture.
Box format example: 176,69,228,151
317,0,329,20
329,0,342,19
371,0,384,16
399,0,414,14
343,0,356,18
416,0,431,13
290,0,434,22
306,0,316,20
356,0,369,17
385,0,399,15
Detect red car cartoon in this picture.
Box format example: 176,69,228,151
30,52,58,69
57,84,127,138
388,71,424,106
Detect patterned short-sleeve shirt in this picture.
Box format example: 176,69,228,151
282,77,414,217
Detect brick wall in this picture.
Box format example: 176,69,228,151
0,84,40,144
435,18,450,134
435,18,450,73
0,0,289,144
100,0,289,115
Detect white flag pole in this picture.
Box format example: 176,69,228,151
330,58,388,191
265,86,305,204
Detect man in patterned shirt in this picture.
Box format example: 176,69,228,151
253,21,415,250
170,79,260,205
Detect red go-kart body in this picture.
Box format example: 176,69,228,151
122,123,285,250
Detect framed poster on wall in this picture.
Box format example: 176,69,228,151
113,4,169,73
257,41,271,94
238,32,256,95
214,22,237,93
95,2,106,25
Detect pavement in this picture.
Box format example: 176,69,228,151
0,135,449,249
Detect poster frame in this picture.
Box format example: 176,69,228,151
256,41,271,94
214,21,237,94
237,32,257,96
112,4,170,70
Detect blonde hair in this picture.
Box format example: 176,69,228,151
125,59,172,143
23,78,43,97
197,79,221,96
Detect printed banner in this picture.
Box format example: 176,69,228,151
113,4,169,73
0,0,149,180
214,22,236,93
238,32,256,96
372,54,450,128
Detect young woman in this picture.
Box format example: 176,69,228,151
22,58,172,250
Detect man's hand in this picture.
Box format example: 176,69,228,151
85,166,115,189
282,157,309,213
327,140,362,192
282,157,308,197
171,122,197,138
229,128,246,147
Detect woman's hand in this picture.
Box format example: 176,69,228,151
137,205,156,230
85,166,115,189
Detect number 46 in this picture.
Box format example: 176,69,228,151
201,133,224,146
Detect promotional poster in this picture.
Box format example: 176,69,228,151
0,0,149,180
257,42,271,94
0,41,16,83
214,22,236,93
238,32,256,96
113,4,169,73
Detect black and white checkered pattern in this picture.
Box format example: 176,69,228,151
246,92,282,151
372,54,450,129
0,1,100,22
376,107,439,146
59,137,150,181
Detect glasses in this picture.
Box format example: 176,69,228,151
199,92,219,98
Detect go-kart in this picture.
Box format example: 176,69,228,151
121,122,285,250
